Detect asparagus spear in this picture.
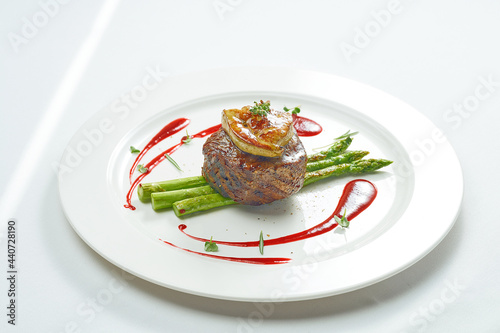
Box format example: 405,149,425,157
138,176,207,202
306,150,369,172
173,158,393,217
303,159,393,186
151,185,216,210
306,136,352,162
172,193,238,216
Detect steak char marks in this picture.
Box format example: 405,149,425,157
202,128,307,206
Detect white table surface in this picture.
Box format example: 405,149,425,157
2,1,499,332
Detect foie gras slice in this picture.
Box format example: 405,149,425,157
221,103,295,157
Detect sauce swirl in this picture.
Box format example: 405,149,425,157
293,114,323,136
179,179,377,247
124,122,221,210
129,118,190,182
158,239,291,265
124,116,377,266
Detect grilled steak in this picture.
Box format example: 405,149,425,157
202,128,307,205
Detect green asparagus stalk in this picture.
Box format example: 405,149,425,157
306,150,369,172
173,158,393,217
138,176,207,202
307,136,352,162
172,193,238,216
151,185,217,210
303,159,393,186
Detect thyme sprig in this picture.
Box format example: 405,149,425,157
165,154,182,171
259,231,264,255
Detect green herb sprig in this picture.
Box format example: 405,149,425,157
137,164,148,173
335,130,359,140
165,154,182,171
130,146,141,154
182,130,192,144
334,209,350,228
204,236,218,252
283,106,301,114
312,130,358,151
259,231,264,255
249,100,271,116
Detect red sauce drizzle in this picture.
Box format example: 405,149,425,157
179,179,377,246
159,239,291,265
293,114,323,137
126,116,334,264
129,118,190,182
124,122,221,210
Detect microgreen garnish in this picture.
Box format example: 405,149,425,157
312,130,359,151
283,106,301,114
165,154,182,171
204,236,218,252
334,130,359,140
130,146,140,154
250,100,271,116
259,231,264,255
182,130,192,144
334,209,350,228
137,164,148,173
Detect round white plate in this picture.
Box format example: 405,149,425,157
58,67,463,302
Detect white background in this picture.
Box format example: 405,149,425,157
1,0,500,332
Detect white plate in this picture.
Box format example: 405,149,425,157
58,67,463,302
